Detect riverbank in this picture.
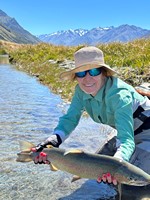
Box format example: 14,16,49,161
1,39,150,101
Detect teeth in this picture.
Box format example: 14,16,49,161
85,85,94,87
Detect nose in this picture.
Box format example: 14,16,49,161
84,72,92,79
83,72,94,82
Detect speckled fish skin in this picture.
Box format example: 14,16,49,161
17,141,150,186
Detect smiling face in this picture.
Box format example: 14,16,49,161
76,69,106,96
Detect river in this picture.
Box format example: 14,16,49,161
0,64,118,200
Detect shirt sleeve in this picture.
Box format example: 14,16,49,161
110,89,135,161
54,85,84,141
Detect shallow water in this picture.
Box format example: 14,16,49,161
0,55,9,64
0,64,118,200
0,64,149,200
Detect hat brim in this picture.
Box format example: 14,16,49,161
60,63,116,81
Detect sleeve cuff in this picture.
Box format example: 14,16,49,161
53,130,68,142
114,150,124,160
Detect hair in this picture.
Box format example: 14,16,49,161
101,67,107,76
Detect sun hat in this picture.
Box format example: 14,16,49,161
60,46,116,81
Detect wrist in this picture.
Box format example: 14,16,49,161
45,134,62,147
53,130,68,142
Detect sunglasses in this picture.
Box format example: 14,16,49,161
75,68,102,78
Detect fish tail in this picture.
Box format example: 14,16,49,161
18,141,35,152
16,141,35,162
16,152,32,162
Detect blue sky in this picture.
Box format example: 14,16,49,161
1,0,150,35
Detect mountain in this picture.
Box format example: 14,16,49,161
1,9,149,46
38,25,150,46
0,9,40,44
38,29,89,46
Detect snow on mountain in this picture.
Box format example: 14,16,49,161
37,25,150,46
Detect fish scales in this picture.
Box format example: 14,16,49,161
45,148,121,179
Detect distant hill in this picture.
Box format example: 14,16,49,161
38,25,150,46
0,9,40,44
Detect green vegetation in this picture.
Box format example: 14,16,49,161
0,46,7,55
1,39,150,101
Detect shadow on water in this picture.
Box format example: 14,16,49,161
58,181,150,200
58,180,118,200
121,184,150,200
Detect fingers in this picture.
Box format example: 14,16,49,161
34,155,40,164
31,147,37,152
39,152,47,163
104,173,112,183
31,148,49,164
112,177,118,185
97,173,117,185
97,176,102,183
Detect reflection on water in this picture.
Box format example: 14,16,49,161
0,64,63,142
0,65,149,200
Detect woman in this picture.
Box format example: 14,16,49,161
33,46,150,185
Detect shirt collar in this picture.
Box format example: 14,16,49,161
94,83,106,102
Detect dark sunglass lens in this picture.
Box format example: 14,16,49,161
75,71,86,78
89,68,101,76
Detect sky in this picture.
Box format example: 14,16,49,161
1,0,150,36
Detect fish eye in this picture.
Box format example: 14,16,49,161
129,177,135,182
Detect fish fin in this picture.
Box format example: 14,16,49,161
19,141,35,152
50,163,58,171
64,149,84,156
118,183,122,200
71,175,81,182
16,152,32,162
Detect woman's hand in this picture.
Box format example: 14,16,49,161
31,134,62,164
31,148,50,164
97,173,117,185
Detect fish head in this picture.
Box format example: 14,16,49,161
115,160,150,186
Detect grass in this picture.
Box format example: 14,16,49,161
0,39,150,101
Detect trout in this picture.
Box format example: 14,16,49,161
16,141,150,186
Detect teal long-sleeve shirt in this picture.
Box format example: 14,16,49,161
54,77,146,161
